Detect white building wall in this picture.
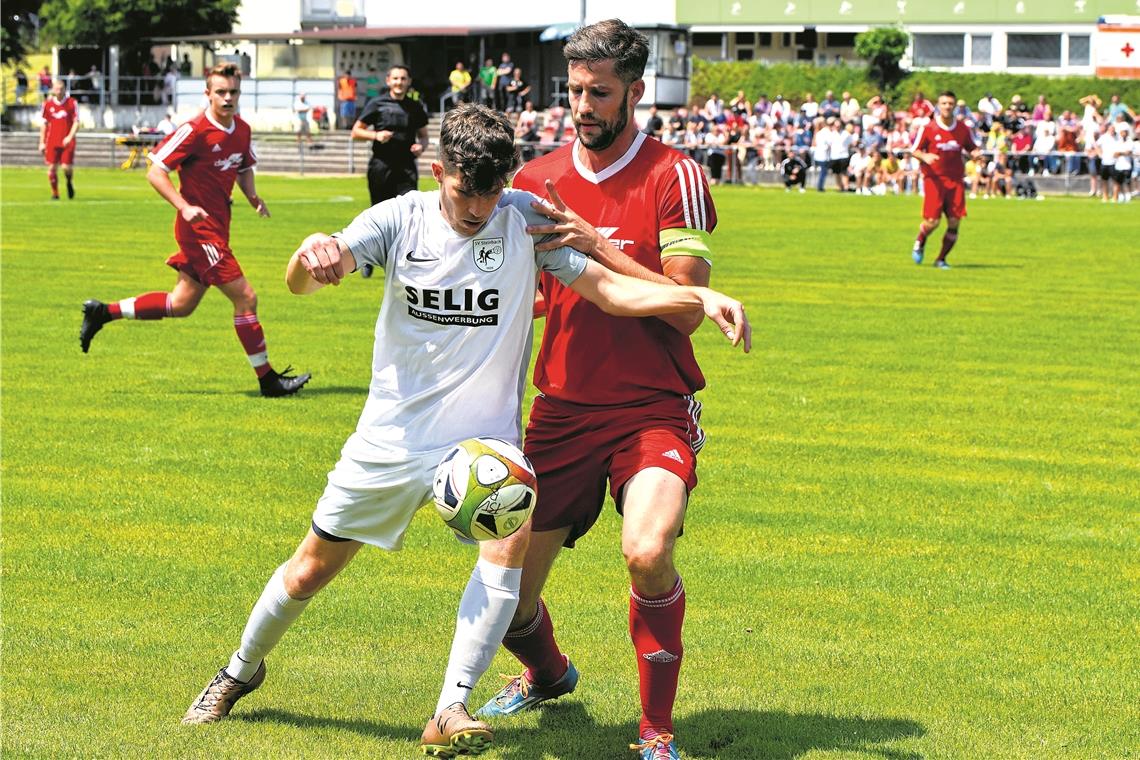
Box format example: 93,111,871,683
234,0,302,35
359,0,675,29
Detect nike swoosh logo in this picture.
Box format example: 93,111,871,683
406,251,438,263
457,682,473,690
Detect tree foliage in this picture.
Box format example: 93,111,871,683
39,0,238,57
2,1,44,65
855,26,909,93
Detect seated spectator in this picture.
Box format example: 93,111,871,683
849,146,873,194
729,90,750,119
516,100,540,141
954,99,972,124
965,156,986,198
820,90,841,120
753,94,771,117
840,91,861,125
504,68,530,113
800,92,819,121
908,91,934,124
1032,95,1049,123
898,150,921,194
878,149,903,194
1032,121,1057,175
771,94,793,124
1011,125,1033,173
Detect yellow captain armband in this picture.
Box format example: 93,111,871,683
659,227,713,267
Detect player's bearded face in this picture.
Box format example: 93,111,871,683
569,61,634,152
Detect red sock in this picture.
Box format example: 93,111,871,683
915,224,928,247
501,598,568,685
630,577,685,737
49,170,59,197
109,292,171,320
938,230,959,261
233,313,272,378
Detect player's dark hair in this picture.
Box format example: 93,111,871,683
388,64,411,78
207,62,241,84
563,19,649,85
940,90,956,100
439,103,519,194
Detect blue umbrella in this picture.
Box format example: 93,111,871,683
540,22,579,42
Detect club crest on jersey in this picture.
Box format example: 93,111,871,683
472,237,504,272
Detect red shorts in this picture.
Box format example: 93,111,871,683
922,178,967,220
44,142,76,166
523,392,703,547
166,236,244,286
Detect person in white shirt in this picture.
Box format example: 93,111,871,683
828,120,855,192
810,118,832,191
771,94,792,124
1110,123,1134,202
977,93,1002,126
1095,126,1118,203
800,92,819,121
293,92,313,146
155,110,177,136
840,91,861,124
178,103,750,757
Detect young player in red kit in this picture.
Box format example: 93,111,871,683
79,63,309,397
39,79,79,200
476,20,747,760
911,90,983,269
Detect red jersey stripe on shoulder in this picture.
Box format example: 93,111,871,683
153,123,194,164
680,159,708,231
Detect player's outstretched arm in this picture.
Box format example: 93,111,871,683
146,162,208,222
528,179,706,333
569,260,750,352
288,233,357,294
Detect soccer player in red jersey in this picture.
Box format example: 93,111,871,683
39,79,79,200
79,63,309,397
477,20,744,760
910,90,983,270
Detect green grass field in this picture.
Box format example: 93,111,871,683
2,166,1137,759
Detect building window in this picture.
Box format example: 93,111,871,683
735,32,754,45
781,32,792,47
759,32,773,47
1068,35,1090,65
913,34,965,67
1008,34,1061,67
826,32,857,47
692,32,722,47
737,48,754,61
971,35,991,65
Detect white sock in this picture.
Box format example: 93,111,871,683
226,563,312,682
434,558,522,715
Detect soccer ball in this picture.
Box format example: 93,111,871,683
432,437,537,542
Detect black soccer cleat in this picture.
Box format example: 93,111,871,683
67,178,75,199
79,299,111,353
259,366,311,398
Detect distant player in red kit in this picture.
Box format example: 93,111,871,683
79,63,310,397
911,90,983,269
39,79,79,200
477,20,749,760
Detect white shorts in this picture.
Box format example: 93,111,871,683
311,443,451,550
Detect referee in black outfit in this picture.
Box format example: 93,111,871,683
351,64,429,276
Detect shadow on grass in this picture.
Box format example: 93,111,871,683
235,707,420,743
491,703,925,760
236,703,925,759
951,263,1024,269
235,385,365,399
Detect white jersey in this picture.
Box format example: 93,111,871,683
334,189,587,461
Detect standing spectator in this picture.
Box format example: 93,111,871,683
753,94,771,117
1011,125,1033,174
38,79,79,200
15,68,28,104
1057,111,1080,174
910,91,982,269
771,93,792,124
839,91,861,124
87,65,103,103
1005,94,1029,132
728,90,750,119
642,104,663,138
494,52,514,111
1105,94,1136,123
1032,121,1057,175
162,67,178,106
704,92,724,121
351,64,428,276
293,92,314,147
476,58,496,106
1092,123,1114,201
78,63,309,397
37,66,52,102
908,91,934,124
1032,95,1049,123
448,61,472,106
504,68,531,113
156,109,177,136
515,99,540,147
63,69,79,96
179,54,192,76
953,99,972,123
829,120,855,192
363,67,381,102
819,90,841,120
811,117,833,191
1109,122,1134,202
336,69,358,129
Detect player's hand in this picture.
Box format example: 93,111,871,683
180,205,209,223
38,142,45,153
528,179,606,255
919,153,937,166
410,142,425,156
697,288,751,353
62,136,72,147
375,129,393,143
250,196,270,218
295,233,349,286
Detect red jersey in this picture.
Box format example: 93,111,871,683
515,133,716,406
41,96,77,147
912,117,976,183
148,111,257,242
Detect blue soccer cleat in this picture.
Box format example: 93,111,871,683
631,732,680,760
911,242,925,265
474,657,578,718
934,259,951,270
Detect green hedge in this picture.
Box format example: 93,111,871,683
691,59,1140,114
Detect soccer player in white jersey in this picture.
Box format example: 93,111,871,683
180,103,750,758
